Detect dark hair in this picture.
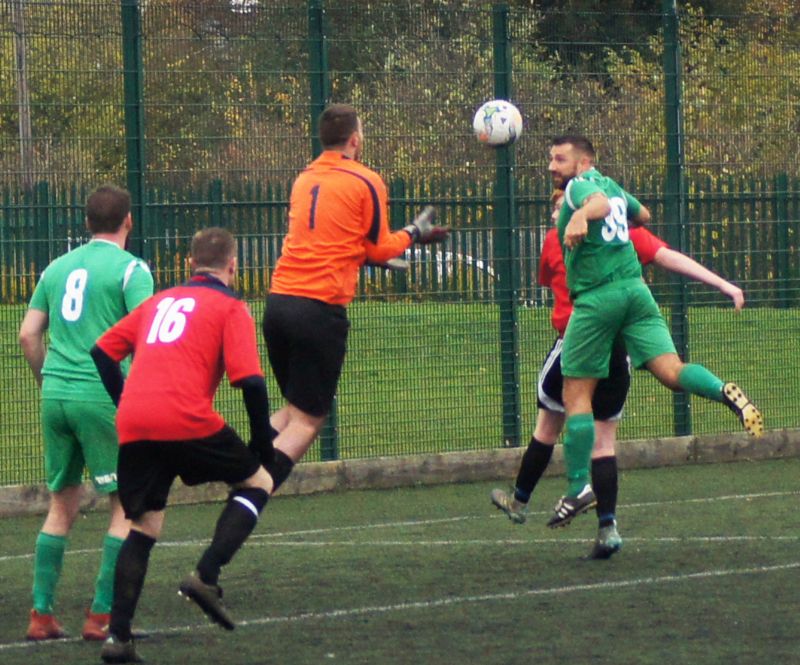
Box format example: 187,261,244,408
191,227,236,270
550,188,565,204
319,103,360,149
85,185,131,234
551,134,596,160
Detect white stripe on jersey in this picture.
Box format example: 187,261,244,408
123,259,150,290
564,178,579,211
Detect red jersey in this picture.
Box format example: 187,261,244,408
96,274,263,443
539,225,668,336
629,225,668,264
270,150,412,305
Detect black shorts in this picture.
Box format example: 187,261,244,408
537,336,631,421
263,293,350,417
117,425,261,520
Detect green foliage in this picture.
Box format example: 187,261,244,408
0,2,125,183
676,5,800,177
522,0,663,74
140,0,310,185
2,1,799,187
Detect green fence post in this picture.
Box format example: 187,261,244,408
492,4,521,448
774,173,789,309
0,186,7,301
35,181,51,271
210,178,223,228
308,0,337,460
662,0,691,436
308,0,329,159
389,178,409,294
120,0,147,260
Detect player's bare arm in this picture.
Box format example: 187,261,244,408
652,247,745,310
564,193,611,249
18,308,49,387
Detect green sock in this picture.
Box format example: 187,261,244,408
563,413,595,496
91,533,124,614
32,532,67,614
678,363,724,402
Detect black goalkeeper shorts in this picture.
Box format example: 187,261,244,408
537,336,631,421
262,293,350,417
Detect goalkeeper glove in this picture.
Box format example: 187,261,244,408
403,206,449,244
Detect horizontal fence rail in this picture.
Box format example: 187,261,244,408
2,176,799,306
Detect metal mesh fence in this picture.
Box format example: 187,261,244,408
1,1,798,486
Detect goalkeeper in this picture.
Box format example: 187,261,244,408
258,103,449,489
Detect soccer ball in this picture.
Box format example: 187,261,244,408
472,99,523,146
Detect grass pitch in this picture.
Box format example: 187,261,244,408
1,301,793,485
1,457,798,665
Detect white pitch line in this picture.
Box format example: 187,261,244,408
1,489,796,563
240,535,800,547
1,560,798,652
251,489,800,539
233,560,800,628
253,514,478,539
0,546,102,564
621,489,800,509
6,534,798,563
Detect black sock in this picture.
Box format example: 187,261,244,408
513,437,554,503
591,456,618,526
196,488,268,586
110,530,156,642
267,449,295,492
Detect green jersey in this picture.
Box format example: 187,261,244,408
28,239,154,400
557,167,644,296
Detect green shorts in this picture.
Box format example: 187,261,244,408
562,278,676,378
41,399,119,493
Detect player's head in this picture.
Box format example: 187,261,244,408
190,227,237,285
319,104,363,161
548,134,596,189
550,188,565,225
85,185,132,235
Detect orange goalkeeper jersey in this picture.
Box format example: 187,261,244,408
270,151,413,305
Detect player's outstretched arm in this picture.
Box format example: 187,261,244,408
364,206,448,267
403,206,450,244
653,247,744,310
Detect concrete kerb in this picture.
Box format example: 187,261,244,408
1,428,797,517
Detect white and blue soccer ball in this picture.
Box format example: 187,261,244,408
472,99,523,146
